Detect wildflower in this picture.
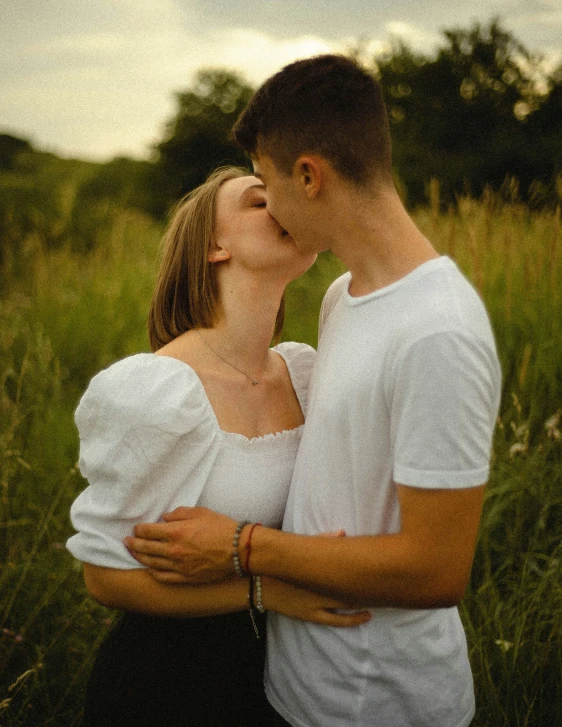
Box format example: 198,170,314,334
509,442,527,457
495,639,513,653
509,418,529,457
544,410,561,440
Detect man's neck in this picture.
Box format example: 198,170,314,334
329,187,439,297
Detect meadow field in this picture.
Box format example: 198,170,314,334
0,184,561,725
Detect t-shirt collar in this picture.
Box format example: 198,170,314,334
344,256,453,306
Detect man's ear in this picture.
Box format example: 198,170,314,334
208,248,231,263
293,155,324,199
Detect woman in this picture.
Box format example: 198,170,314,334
67,167,369,727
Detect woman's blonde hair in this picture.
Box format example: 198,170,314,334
148,166,285,352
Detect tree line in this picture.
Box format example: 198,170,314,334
147,18,562,212
1,17,561,260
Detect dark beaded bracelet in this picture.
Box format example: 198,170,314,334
248,575,260,639
255,575,265,613
232,520,249,577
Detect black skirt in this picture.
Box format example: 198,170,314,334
83,609,278,727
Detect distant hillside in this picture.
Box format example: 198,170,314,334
0,134,152,275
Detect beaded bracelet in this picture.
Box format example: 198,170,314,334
244,522,262,575
248,575,260,639
255,575,265,613
232,520,249,577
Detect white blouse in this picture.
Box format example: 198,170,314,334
66,341,315,570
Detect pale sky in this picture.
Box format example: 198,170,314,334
1,0,560,161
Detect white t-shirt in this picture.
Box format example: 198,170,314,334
67,342,315,569
265,257,502,727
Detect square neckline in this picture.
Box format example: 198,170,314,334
151,348,305,443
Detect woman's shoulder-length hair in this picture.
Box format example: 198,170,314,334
148,166,284,352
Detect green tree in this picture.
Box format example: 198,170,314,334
529,62,562,200
376,19,555,205
147,69,254,217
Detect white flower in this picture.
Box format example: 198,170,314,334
509,442,527,457
545,410,561,440
495,639,513,653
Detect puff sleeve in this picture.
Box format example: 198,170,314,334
66,354,221,569
273,342,316,416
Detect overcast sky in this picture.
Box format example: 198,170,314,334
1,0,561,161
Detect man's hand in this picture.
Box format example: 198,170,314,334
123,507,237,584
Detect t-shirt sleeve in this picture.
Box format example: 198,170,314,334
273,341,316,416
390,331,501,489
66,354,219,569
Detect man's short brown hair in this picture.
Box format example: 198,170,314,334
232,54,392,186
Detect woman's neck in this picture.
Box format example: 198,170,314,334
202,276,285,377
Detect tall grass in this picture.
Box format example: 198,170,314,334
0,187,561,725
417,184,562,726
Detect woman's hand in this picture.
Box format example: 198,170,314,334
262,577,371,627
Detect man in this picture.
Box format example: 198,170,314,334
125,55,501,726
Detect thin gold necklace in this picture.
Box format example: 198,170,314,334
196,330,261,385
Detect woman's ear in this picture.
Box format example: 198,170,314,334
208,248,231,263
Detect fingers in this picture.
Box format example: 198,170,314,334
132,522,171,539
124,536,170,557
162,507,198,522
128,552,177,571
162,506,212,522
314,609,371,627
323,529,346,537
124,537,179,571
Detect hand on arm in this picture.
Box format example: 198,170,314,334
84,561,370,626
124,484,485,609
250,484,485,608
123,508,236,584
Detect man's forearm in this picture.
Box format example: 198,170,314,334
245,528,462,609
243,484,485,609
125,486,484,607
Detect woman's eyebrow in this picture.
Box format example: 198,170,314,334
240,183,266,202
